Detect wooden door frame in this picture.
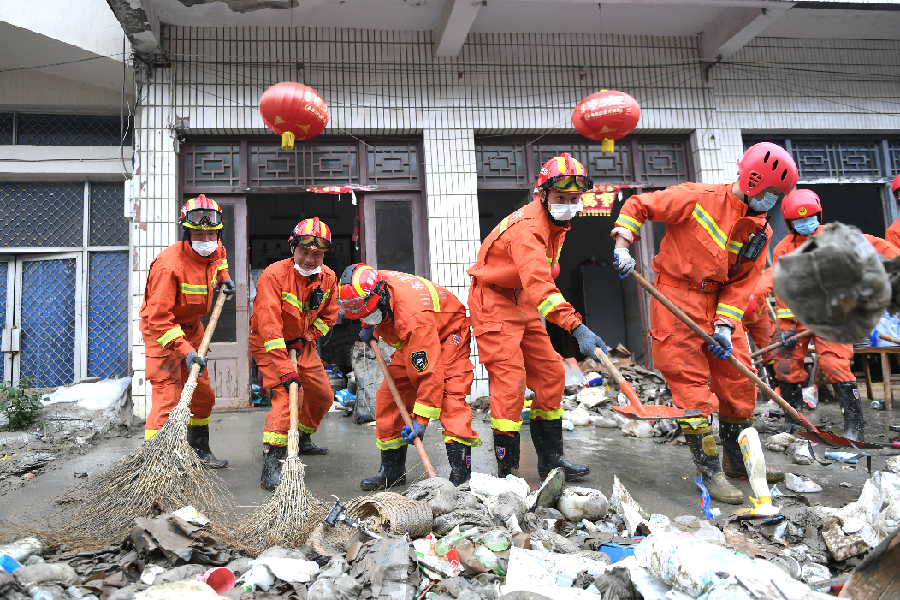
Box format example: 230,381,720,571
361,191,429,277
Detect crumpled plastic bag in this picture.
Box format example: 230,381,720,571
307,574,363,600
558,487,610,521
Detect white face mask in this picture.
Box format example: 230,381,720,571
294,263,322,277
548,201,583,221
362,308,383,325
191,241,217,257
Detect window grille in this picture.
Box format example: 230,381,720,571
88,252,129,378
20,258,77,387
637,141,688,181
184,144,241,188
90,184,127,246
744,136,895,180
0,113,12,145
249,143,358,187
476,144,527,184
533,143,634,184
889,140,900,174
15,114,129,146
367,144,419,185
0,184,84,248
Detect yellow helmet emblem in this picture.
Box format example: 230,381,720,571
798,207,807,216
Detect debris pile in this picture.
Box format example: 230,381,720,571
4,465,896,599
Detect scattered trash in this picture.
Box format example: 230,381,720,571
621,420,654,438
558,487,609,521
73,471,88,478
802,385,818,409
171,505,210,526
788,440,814,465
0,555,22,574
824,451,860,464
784,473,823,493
694,477,716,521
194,566,234,593
40,377,131,410
765,432,795,452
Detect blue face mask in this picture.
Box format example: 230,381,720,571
792,216,819,236
748,191,779,213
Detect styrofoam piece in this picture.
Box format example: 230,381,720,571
40,377,131,410
499,546,609,599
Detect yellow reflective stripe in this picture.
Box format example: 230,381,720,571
615,214,642,234
443,434,482,447
692,204,727,250
144,429,159,440
189,417,210,426
323,289,331,300
728,241,744,254
530,407,564,420
678,417,709,431
297,423,317,435
413,403,441,420
281,291,301,309
776,308,795,318
263,431,289,446
180,283,208,295
313,318,330,335
497,216,510,234
538,293,565,318
376,436,406,450
387,339,404,349
715,303,744,320
216,260,228,271
490,417,523,432
157,326,185,347
265,338,287,351
417,277,442,312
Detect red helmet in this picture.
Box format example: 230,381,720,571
337,264,385,318
782,189,822,223
534,153,593,197
289,217,332,251
179,194,223,230
737,143,798,199
892,173,900,202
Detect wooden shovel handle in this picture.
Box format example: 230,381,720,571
750,330,814,359
593,348,651,418
369,339,437,478
288,348,301,457
183,288,229,389
629,270,822,435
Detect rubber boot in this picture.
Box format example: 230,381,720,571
778,381,804,433
360,446,408,491
679,420,742,505
260,443,287,491
764,363,777,383
446,441,471,486
493,432,520,478
833,381,865,442
296,431,329,455
530,418,589,481
719,417,784,483
186,425,228,468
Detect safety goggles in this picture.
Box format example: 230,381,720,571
294,234,331,251
184,209,223,228
335,294,369,313
543,174,592,192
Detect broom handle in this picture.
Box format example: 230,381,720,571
629,271,821,433
288,349,301,457
178,288,228,405
750,329,813,359
369,339,437,478
880,334,900,345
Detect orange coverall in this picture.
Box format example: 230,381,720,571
467,198,581,434
742,278,776,365
760,228,900,383
886,219,900,249
368,271,479,450
139,241,231,439
250,259,338,445
611,183,770,420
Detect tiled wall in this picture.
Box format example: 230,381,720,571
130,26,900,415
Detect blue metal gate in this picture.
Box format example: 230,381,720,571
88,252,128,378
0,262,7,382
20,258,77,387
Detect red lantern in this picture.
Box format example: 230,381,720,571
572,90,640,153
259,82,329,150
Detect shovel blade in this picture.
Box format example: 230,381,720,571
795,429,886,450
612,405,703,421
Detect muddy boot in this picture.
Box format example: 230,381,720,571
296,431,329,455
719,417,784,483
764,363,777,383
530,418,589,481
186,425,228,468
679,419,742,505
261,443,287,490
778,381,804,432
360,446,407,491
493,432,520,478
446,441,472,486
833,381,865,442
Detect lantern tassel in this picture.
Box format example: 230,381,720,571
281,131,296,151
601,138,615,154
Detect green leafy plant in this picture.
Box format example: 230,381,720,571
0,377,43,431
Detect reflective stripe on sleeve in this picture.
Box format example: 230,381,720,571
216,260,228,272
490,417,523,432
537,293,565,318
413,403,441,420
264,338,287,351
417,277,442,312
157,325,185,347
313,318,330,335
281,291,301,309
692,203,727,250
614,214,642,234
715,303,744,320
776,308,795,319
180,282,208,295
728,241,744,254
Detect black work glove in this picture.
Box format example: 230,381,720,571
280,371,301,392
359,327,375,344
185,351,207,374
220,279,236,299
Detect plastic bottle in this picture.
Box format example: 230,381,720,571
738,428,779,517
473,546,505,576
435,527,477,557
477,530,511,552
873,400,884,410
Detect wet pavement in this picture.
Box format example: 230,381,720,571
1,390,898,534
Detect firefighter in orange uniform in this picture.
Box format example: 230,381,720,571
886,175,900,247
468,153,606,482
756,189,899,442
139,195,234,468
337,265,479,489
610,143,797,504
250,218,338,490
742,277,777,382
